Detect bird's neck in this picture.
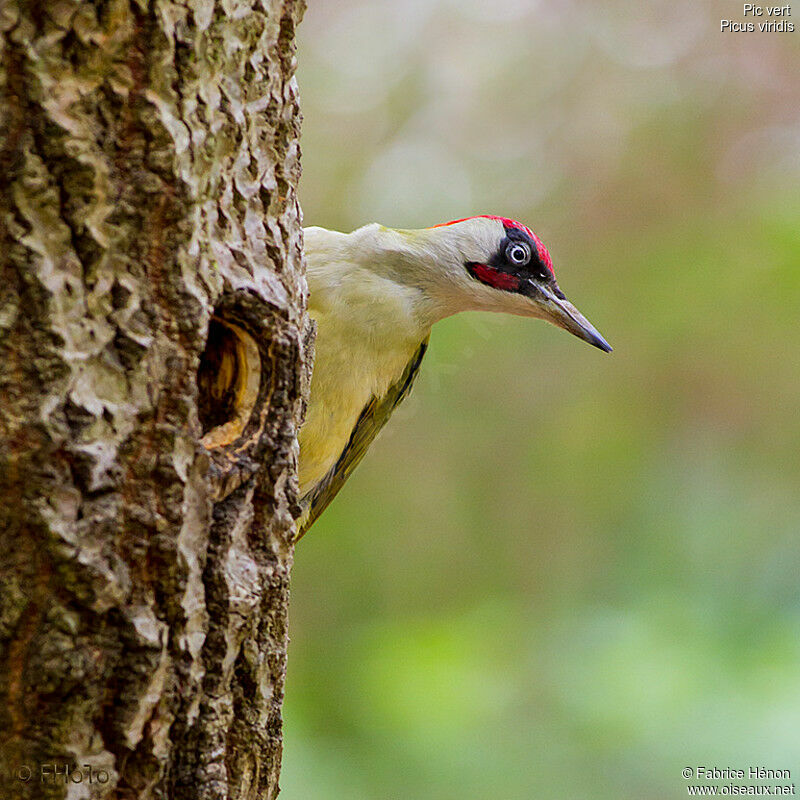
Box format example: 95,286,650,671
345,224,469,325
303,225,434,347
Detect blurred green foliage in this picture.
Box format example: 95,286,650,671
282,1,800,797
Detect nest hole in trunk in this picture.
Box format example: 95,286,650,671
198,317,261,449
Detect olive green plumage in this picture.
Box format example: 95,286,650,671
297,336,428,537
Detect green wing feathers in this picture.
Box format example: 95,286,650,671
296,336,430,538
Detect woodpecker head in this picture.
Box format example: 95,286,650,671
411,215,611,352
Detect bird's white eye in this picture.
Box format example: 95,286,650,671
506,242,531,266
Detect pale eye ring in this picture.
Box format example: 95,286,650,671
506,242,531,266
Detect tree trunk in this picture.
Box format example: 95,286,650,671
0,1,307,798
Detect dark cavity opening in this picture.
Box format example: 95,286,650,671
198,318,240,435
197,317,261,448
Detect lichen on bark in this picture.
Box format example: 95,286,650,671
0,1,307,798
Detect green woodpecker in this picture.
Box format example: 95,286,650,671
297,215,611,536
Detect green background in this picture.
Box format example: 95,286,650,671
282,1,800,797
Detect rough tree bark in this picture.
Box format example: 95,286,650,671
0,1,307,798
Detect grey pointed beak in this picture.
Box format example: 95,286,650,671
535,283,612,353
